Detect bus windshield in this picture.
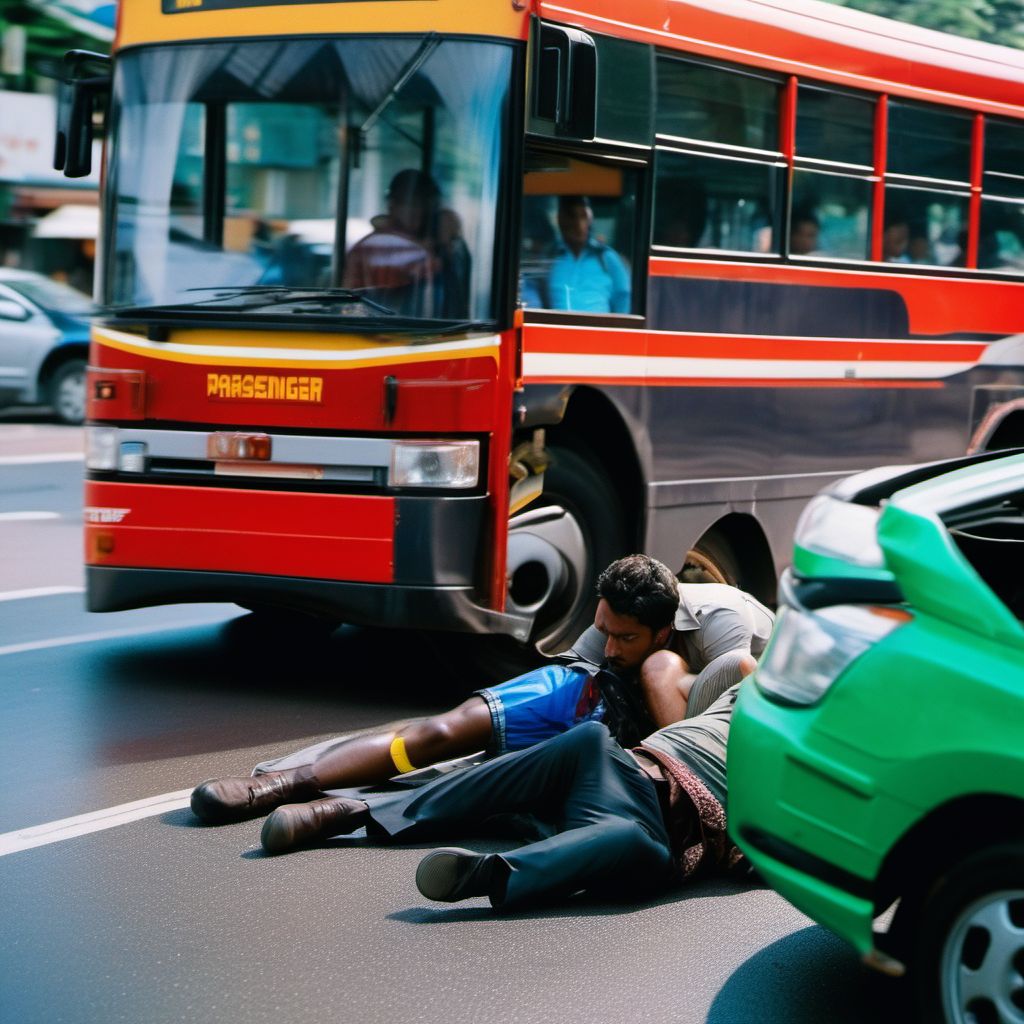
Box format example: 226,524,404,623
105,37,512,324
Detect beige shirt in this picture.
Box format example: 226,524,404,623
668,583,775,673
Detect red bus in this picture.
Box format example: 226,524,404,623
58,0,1024,658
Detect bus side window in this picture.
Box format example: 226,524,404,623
653,150,780,254
520,154,639,315
653,56,783,256
883,101,972,267
980,119,1024,272
789,85,874,261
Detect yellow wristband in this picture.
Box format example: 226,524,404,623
389,735,417,774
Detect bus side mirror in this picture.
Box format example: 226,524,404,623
53,50,111,179
533,23,596,140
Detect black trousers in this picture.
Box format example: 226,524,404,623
362,721,676,907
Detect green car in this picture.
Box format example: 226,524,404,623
728,449,1024,1024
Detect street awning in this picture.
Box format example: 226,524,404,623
32,203,99,239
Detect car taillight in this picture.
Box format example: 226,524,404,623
86,368,146,420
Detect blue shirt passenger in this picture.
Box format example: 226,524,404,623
547,196,631,314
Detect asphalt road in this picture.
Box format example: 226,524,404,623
0,419,909,1024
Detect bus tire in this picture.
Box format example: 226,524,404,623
685,529,742,587
525,444,629,655
419,446,629,687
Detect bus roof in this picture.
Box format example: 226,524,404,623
118,0,1024,116
540,0,1024,114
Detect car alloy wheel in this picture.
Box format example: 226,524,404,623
941,888,1024,1024
49,358,87,425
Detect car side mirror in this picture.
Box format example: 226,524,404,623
0,299,30,322
53,50,111,179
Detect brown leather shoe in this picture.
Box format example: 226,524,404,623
190,769,319,825
260,796,369,855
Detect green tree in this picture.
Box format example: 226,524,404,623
823,0,1024,49
1,2,110,93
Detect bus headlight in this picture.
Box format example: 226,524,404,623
794,495,884,568
756,604,910,706
85,426,119,470
389,440,480,488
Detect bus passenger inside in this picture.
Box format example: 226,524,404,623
520,194,631,314
344,169,470,318
548,195,631,313
789,211,821,256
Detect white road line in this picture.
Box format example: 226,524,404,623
0,585,84,603
0,511,61,522
0,452,84,465
0,617,229,657
0,789,194,857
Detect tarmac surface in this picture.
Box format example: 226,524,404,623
0,421,910,1023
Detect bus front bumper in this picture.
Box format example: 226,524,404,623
86,565,531,637
84,480,530,638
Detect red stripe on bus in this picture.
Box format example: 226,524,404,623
522,376,945,389
523,325,986,363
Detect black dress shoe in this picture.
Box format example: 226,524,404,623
190,769,318,825
415,848,507,904
260,796,369,855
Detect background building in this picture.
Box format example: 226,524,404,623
0,1,113,291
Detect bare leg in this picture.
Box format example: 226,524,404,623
191,696,494,824
310,696,493,788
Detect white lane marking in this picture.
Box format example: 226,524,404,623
0,452,84,465
0,617,229,657
0,511,61,522
0,585,84,603
0,789,194,857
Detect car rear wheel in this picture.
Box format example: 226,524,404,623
913,842,1024,1024
48,358,87,425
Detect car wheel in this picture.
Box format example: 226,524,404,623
48,358,87,425
913,842,1024,1024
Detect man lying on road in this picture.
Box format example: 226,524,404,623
261,684,746,915
190,554,773,840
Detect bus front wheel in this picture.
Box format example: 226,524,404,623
507,445,629,656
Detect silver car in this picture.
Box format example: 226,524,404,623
0,269,93,425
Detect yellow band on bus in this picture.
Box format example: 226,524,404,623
389,735,417,775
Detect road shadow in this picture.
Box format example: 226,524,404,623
706,925,911,1023
77,616,482,762
92,615,489,705
389,873,759,925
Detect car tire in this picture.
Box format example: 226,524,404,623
912,841,1024,1024
48,357,87,425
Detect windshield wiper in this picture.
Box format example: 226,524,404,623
182,286,397,316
